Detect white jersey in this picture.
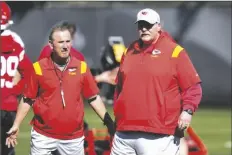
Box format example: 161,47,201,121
1,30,26,90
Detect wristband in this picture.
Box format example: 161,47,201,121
87,96,97,104
23,96,34,106
103,112,115,136
184,109,193,115
103,112,113,125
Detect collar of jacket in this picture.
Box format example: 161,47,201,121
43,55,80,70
133,30,166,53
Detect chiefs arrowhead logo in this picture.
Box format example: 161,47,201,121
151,49,161,58
141,11,147,15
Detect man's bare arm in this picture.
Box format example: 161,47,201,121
88,95,115,136
6,97,32,148
95,67,119,85
89,95,108,120
12,98,31,128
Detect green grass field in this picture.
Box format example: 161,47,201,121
15,105,231,155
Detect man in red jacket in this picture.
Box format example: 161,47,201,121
1,34,33,155
111,8,202,155
38,21,85,61
6,22,115,155
37,21,94,154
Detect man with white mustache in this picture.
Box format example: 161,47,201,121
110,8,202,155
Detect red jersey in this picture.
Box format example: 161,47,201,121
24,57,99,140
38,44,85,61
0,35,33,111
114,32,201,135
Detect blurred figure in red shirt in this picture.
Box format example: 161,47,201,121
1,2,34,155
6,21,115,155
0,1,25,49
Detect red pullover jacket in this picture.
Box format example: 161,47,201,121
114,31,202,135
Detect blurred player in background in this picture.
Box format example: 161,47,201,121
1,2,34,155
1,1,25,50
94,36,126,104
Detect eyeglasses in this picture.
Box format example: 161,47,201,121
137,21,158,30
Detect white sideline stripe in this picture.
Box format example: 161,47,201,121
224,141,231,149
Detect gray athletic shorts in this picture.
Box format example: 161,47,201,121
30,128,84,155
111,131,180,155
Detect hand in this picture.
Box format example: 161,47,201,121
95,71,111,84
178,111,192,131
6,125,19,148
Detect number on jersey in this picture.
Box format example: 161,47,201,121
0,56,19,88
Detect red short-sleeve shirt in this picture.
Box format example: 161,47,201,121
24,56,99,139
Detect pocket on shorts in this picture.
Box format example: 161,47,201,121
160,135,180,152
